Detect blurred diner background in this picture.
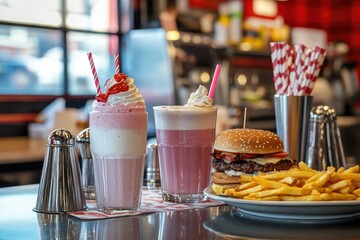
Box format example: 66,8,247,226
0,0,360,187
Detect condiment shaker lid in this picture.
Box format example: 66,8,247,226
48,128,75,146
76,128,92,160
310,105,337,123
76,128,90,143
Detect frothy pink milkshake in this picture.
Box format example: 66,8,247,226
90,73,147,212
154,104,217,202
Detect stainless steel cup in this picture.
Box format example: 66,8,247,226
274,95,313,162
76,128,96,200
34,129,86,213
306,105,346,170
144,143,161,189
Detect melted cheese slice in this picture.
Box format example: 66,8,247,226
223,157,289,165
245,157,286,165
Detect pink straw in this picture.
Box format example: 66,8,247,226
87,52,101,94
208,64,221,99
114,54,120,74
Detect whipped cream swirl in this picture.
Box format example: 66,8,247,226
99,75,145,106
185,85,213,107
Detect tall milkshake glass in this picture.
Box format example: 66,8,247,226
89,73,147,212
154,86,217,202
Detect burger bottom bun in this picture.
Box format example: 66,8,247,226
212,172,244,185
211,172,246,195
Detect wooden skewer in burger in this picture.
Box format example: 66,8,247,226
211,110,297,194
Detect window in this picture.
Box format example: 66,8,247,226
0,0,122,96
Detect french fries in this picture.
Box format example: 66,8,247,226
213,162,360,201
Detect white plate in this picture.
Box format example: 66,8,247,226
204,186,360,221
203,211,360,239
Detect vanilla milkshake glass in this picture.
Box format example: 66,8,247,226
153,86,217,202
90,73,147,212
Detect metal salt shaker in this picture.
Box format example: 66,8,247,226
76,128,96,200
306,105,346,170
34,129,86,213
144,143,161,189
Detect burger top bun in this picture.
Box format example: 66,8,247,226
214,128,284,155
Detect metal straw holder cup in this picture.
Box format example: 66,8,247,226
306,105,346,170
76,128,96,200
34,129,86,214
144,143,161,189
274,95,313,162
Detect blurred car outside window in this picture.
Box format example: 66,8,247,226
0,0,118,96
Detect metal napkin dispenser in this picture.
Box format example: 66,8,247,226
306,105,346,170
34,129,86,213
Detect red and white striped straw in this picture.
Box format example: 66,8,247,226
305,47,326,95
278,42,289,95
87,52,101,94
270,42,327,96
294,44,306,82
271,42,288,95
270,42,280,94
312,48,327,83
114,54,120,74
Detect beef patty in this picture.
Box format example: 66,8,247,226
212,158,295,174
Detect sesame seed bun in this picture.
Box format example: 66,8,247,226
213,128,284,155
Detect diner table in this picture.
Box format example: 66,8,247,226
2,184,360,239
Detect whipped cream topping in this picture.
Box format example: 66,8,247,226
105,77,144,105
94,73,145,106
185,85,213,107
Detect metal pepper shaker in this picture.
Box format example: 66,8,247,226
76,128,96,200
305,105,346,170
34,129,86,213
144,143,161,189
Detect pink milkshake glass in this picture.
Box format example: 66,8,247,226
153,106,217,202
90,103,147,212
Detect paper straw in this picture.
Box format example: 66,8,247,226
270,42,281,94
114,54,120,74
311,48,327,83
87,52,101,94
208,64,221,100
278,43,289,95
270,42,327,96
289,65,296,95
294,44,305,82
304,48,326,95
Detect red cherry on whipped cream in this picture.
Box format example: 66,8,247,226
114,73,127,82
96,92,109,102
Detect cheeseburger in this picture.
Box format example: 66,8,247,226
211,128,296,193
